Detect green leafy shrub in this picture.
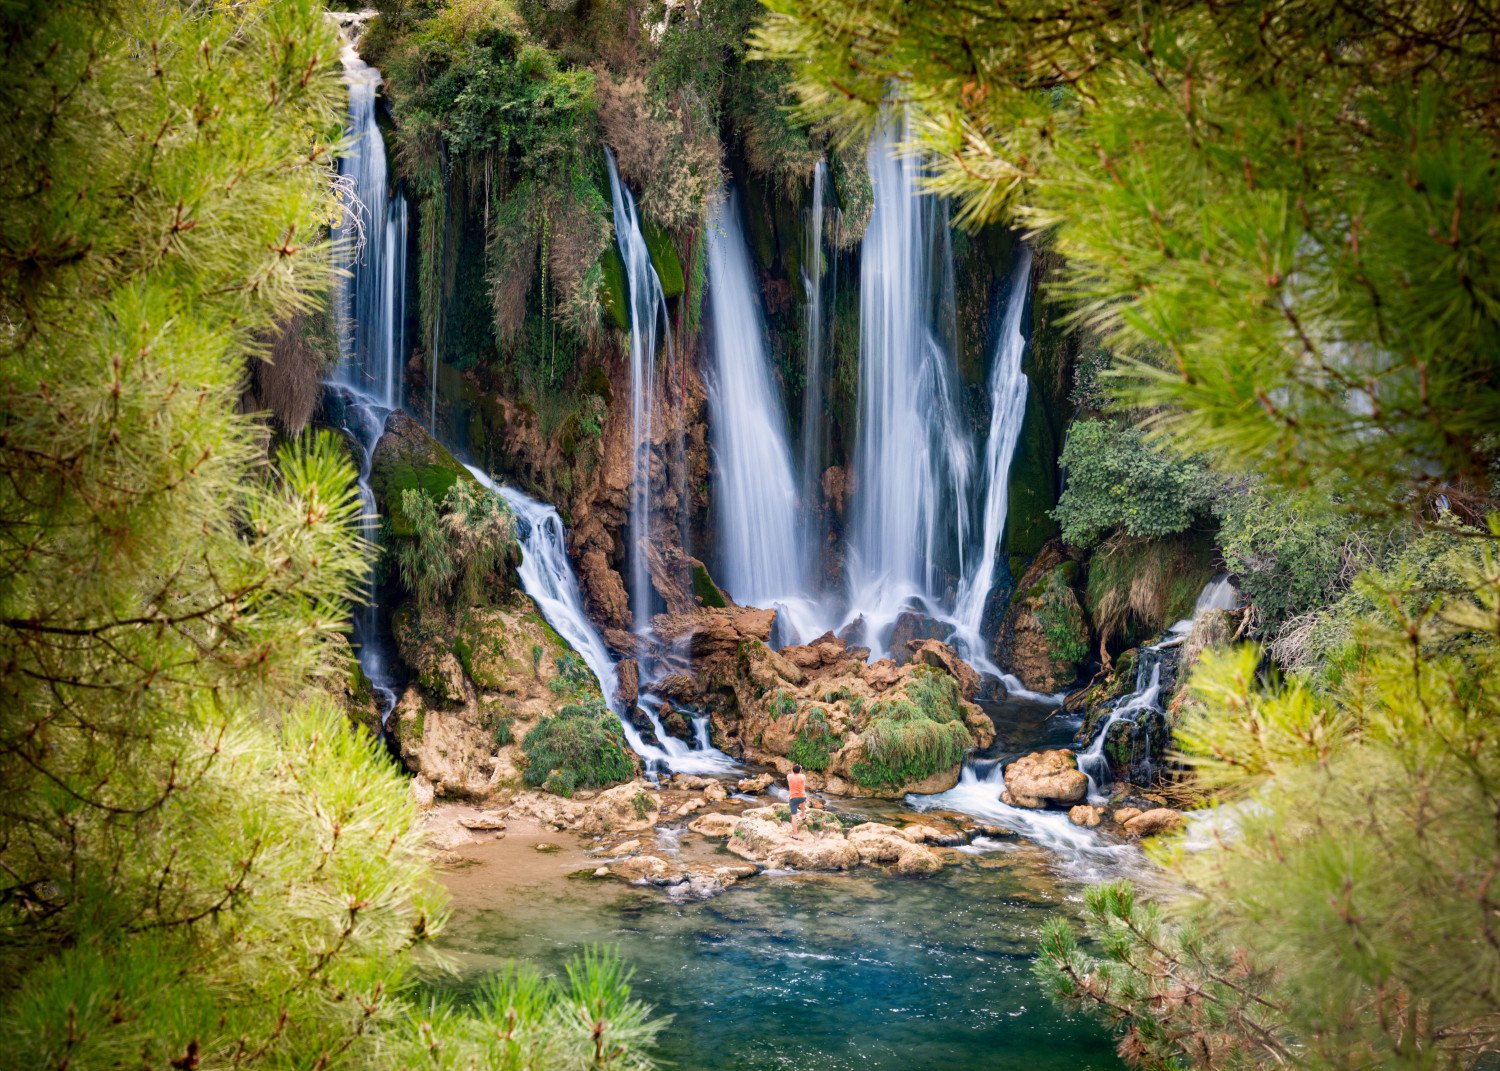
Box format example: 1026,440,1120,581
851,716,971,790
788,709,842,771
493,716,515,748
768,689,799,719
1216,485,1377,635
397,480,514,614
522,700,634,794
1053,420,1219,550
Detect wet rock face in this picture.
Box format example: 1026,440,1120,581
1000,748,1089,809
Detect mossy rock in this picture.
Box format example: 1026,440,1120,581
598,244,628,331
1003,388,1061,559
742,176,779,273
692,562,728,609
641,217,684,298
369,411,473,537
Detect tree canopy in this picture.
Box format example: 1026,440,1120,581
0,0,661,1066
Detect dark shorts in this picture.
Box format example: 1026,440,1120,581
789,796,807,816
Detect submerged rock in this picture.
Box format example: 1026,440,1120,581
1001,749,1089,809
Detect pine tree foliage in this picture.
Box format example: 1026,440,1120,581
753,1,1500,515
0,1,662,1066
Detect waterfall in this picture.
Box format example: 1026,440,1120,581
326,19,408,723
949,248,1033,671
334,31,406,411
464,466,737,778
1076,575,1242,795
705,189,817,637
605,150,673,646
799,159,829,540
845,116,974,650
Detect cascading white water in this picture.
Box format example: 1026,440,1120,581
327,17,407,723
464,466,737,777
909,760,1137,877
334,31,406,410
845,116,974,651
1077,657,1163,800
952,247,1034,663
1075,575,1242,796
605,151,673,648
705,189,817,637
798,159,829,541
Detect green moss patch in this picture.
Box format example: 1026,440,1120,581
641,218,685,298
788,708,841,771
692,562,728,608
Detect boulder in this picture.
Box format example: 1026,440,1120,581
907,639,982,699
1123,807,1185,838
1112,806,1144,825
737,773,773,794
888,611,955,661
459,811,507,831
1068,804,1104,827
703,781,728,803
607,839,641,857
411,775,435,810
900,823,968,847
1001,749,1089,809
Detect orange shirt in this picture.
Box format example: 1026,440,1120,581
788,771,807,798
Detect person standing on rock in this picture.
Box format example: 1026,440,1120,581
787,765,808,837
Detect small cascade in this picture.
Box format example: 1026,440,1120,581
1077,656,1164,800
333,28,407,410
951,247,1033,665
705,189,815,637
910,760,1136,875
470,472,621,708
1075,575,1242,794
464,466,736,778
605,150,673,651
845,115,974,651
798,158,829,545
1168,573,1241,635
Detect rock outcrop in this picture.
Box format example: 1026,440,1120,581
506,780,661,834
1001,748,1089,808
690,807,942,876
686,630,995,798
997,550,1090,693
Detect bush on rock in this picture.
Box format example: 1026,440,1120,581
522,700,635,796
